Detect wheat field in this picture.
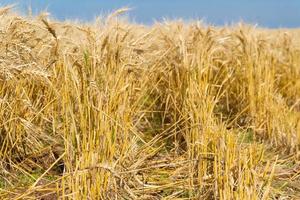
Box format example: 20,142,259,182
0,6,300,199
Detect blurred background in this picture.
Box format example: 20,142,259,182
1,0,300,28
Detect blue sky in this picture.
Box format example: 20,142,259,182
1,0,300,28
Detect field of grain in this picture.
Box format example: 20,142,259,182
0,6,300,199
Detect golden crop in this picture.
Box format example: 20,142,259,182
0,7,300,199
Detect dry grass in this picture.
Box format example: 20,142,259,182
0,7,300,199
